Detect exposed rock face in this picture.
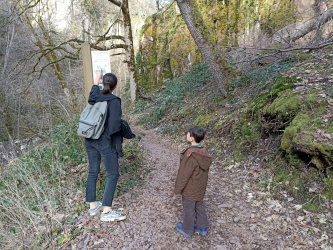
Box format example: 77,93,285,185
136,0,333,90
129,0,157,53
108,0,157,100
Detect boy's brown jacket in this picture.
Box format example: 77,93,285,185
174,146,212,201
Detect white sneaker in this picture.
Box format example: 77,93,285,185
88,201,102,216
100,210,126,222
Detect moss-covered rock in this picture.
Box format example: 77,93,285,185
262,93,304,121
228,67,332,177
281,107,333,170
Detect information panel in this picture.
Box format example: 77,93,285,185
91,51,111,87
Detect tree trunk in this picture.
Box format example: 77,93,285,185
1,21,15,76
108,0,138,102
156,0,160,11
19,5,75,105
122,0,137,102
0,106,17,157
288,7,333,43
313,0,328,42
176,0,228,97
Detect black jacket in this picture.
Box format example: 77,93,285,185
88,85,123,157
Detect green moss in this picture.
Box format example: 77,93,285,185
263,93,303,121
4,106,13,140
243,127,251,136
307,94,317,103
311,156,326,171
310,88,320,94
270,75,299,96
281,113,312,152
246,125,260,143
260,45,281,55
323,178,333,199
250,75,299,114
172,106,196,121
194,113,211,127
259,0,297,35
250,93,271,114
297,53,313,62
238,111,260,143
189,0,214,46
303,202,321,212
281,102,333,170
328,118,333,133
229,111,261,158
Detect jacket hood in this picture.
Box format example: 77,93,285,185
183,146,212,171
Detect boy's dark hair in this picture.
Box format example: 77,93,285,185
188,126,206,143
101,73,117,94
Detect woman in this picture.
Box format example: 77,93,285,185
84,70,125,222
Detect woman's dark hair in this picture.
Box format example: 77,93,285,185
188,126,206,143
101,73,117,95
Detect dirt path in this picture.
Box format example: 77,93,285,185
73,128,332,250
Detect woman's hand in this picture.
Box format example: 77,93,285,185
94,70,103,85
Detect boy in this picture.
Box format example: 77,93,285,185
174,126,212,237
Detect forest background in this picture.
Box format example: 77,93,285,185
0,0,333,248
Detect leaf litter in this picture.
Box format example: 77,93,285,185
58,127,332,249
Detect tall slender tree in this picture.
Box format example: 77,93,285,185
176,0,228,97
107,0,137,101
18,0,76,104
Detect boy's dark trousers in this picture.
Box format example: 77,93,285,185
181,197,208,235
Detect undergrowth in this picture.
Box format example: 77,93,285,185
0,115,148,248
134,63,212,128
226,57,297,112
133,58,297,136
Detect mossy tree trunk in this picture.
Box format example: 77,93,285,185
176,0,228,97
0,105,17,156
108,0,138,102
19,2,75,106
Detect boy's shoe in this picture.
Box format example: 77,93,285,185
176,223,192,237
194,224,208,235
100,210,126,222
88,201,102,216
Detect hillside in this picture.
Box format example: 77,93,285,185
131,0,333,208
132,50,333,209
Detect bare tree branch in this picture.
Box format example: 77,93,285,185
155,0,176,16
107,0,122,8
228,40,333,66
17,0,41,17
288,7,333,43
19,126,46,140
138,86,155,102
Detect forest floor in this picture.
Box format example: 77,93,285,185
67,127,333,250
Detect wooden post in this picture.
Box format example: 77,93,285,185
81,42,101,189
82,42,93,105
